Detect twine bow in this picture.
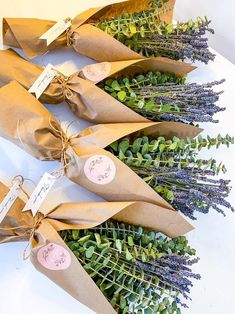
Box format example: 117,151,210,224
48,119,79,178
0,212,47,260
55,74,74,102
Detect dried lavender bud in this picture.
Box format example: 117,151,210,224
98,71,225,124
61,220,200,313
106,134,234,219
95,1,215,64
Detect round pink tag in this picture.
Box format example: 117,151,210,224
37,243,71,271
82,62,111,82
84,154,116,185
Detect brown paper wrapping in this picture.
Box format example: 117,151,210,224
0,81,203,211
0,181,193,313
0,49,195,123
3,0,178,61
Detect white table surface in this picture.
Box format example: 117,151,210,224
0,1,235,314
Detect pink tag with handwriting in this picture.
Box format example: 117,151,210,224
37,243,71,271
82,62,111,82
84,155,116,185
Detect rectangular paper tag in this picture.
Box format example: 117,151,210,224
0,182,21,223
40,19,71,46
22,173,56,217
28,64,57,99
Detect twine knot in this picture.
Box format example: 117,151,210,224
55,74,74,102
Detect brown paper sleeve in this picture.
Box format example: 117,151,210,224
0,81,62,160
0,49,195,124
0,81,202,210
0,49,65,104
3,0,175,60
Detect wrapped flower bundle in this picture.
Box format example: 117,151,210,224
0,49,224,126
3,0,214,63
0,180,198,313
0,80,202,212
106,133,234,219
0,49,194,123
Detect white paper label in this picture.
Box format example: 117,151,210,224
22,173,56,217
0,182,21,223
28,64,57,99
40,19,72,46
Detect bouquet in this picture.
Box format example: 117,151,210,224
0,49,194,123
0,180,199,314
0,49,224,126
0,80,202,214
3,0,214,63
106,133,234,220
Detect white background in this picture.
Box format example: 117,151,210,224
0,1,235,314
174,0,235,64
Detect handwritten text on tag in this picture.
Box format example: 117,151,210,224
0,182,21,223
40,19,71,46
28,64,57,99
22,173,56,217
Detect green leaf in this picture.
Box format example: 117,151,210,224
169,142,177,150
95,233,101,245
141,142,149,155
110,22,117,31
119,139,129,154
161,104,171,113
132,138,142,153
117,90,127,101
72,230,79,240
109,141,118,152
140,26,145,38
128,236,134,246
126,249,133,261
138,99,145,109
145,100,155,110
129,23,137,34
78,235,90,244
120,296,127,309
85,246,95,258
166,190,174,201
116,239,122,252
111,80,121,91
159,143,166,153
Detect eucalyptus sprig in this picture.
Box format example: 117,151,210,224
98,71,225,124
61,220,200,314
106,134,234,219
94,0,215,64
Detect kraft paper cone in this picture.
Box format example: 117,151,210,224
0,49,195,123
3,0,176,61
0,81,202,210
0,181,193,313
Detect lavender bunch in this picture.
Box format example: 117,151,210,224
107,134,234,220
94,1,215,64
98,71,225,124
61,220,200,313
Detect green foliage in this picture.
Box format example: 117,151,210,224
98,71,185,116
106,133,233,204
61,220,197,313
95,0,171,50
